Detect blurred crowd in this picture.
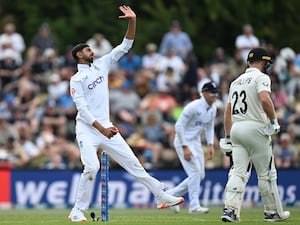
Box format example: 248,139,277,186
0,21,300,170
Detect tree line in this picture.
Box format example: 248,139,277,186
1,0,299,63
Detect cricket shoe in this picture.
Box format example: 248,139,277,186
68,207,88,222
221,208,240,222
156,192,184,209
264,211,290,222
189,206,209,214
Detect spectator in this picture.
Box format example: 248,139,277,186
142,42,161,74
273,133,298,168
156,66,180,97
29,47,60,92
0,23,25,65
140,85,177,122
44,153,67,170
0,49,23,88
57,83,77,141
58,45,77,69
179,52,199,103
274,47,300,103
227,49,247,78
287,103,300,140
47,73,69,101
235,24,260,62
140,110,178,169
4,69,41,128
41,99,67,136
156,47,185,83
197,63,220,94
26,23,58,81
0,106,18,147
86,33,112,59
16,120,44,168
109,80,141,124
41,47,60,73
28,23,57,54
3,136,29,168
133,69,153,98
36,124,81,169
159,20,193,60
271,84,289,110
211,47,229,77
0,149,12,169
118,50,142,84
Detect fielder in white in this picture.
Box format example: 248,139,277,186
220,47,290,222
168,81,217,214
67,6,184,222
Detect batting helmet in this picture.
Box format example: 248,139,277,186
247,48,272,63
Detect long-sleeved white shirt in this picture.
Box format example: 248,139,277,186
175,97,216,147
70,38,133,126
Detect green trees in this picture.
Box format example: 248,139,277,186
1,0,299,62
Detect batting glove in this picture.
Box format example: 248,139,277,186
219,135,232,157
264,119,280,136
225,135,232,145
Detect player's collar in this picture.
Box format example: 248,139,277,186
77,64,91,70
245,67,260,73
200,96,210,109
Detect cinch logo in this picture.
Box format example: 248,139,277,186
195,121,203,126
88,76,104,89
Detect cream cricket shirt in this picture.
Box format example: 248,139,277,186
70,38,133,126
175,98,217,147
228,67,271,125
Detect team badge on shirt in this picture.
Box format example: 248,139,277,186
263,82,269,87
71,88,76,96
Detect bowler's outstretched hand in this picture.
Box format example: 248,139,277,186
118,5,136,19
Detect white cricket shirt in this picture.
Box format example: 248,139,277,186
70,38,133,126
175,97,217,146
228,67,271,124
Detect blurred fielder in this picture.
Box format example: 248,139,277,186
220,47,290,222
168,81,217,214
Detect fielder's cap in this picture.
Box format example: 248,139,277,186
201,81,218,93
71,43,89,60
247,47,272,63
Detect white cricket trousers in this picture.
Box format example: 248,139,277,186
74,121,164,210
169,139,205,211
224,120,276,211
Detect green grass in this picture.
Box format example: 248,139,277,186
0,206,299,225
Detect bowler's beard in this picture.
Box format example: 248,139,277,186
83,55,93,64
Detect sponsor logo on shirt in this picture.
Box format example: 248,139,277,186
88,76,104,89
195,121,203,126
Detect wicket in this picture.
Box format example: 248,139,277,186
100,151,109,222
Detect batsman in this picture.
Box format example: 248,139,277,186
220,48,290,222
